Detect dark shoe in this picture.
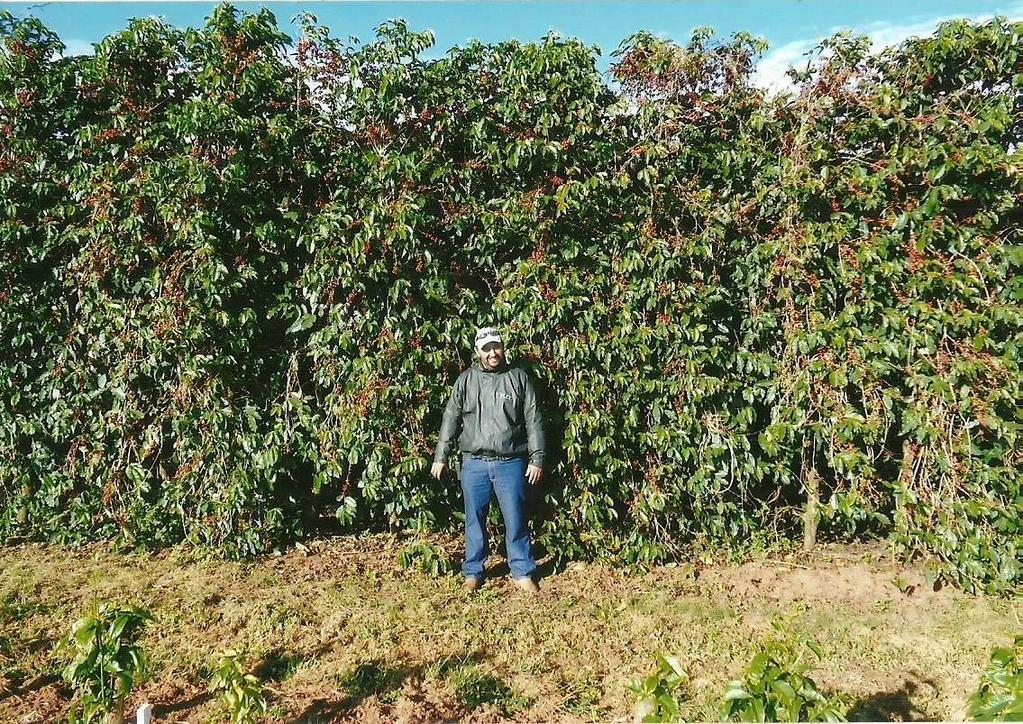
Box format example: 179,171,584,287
463,576,481,592
512,576,539,593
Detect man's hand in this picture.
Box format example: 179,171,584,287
431,462,447,480
526,464,543,486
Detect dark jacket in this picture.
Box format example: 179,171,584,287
434,363,545,466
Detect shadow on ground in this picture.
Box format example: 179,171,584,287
0,673,61,704
288,651,491,723
153,689,216,718
849,672,941,722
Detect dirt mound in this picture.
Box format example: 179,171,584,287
700,557,952,610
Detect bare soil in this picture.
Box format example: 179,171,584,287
0,537,1018,722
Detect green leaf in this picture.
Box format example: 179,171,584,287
286,313,316,334
724,683,751,701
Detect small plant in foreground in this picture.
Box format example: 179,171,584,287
398,540,452,577
966,635,1023,721
629,652,688,721
720,621,851,722
59,603,151,724
209,649,268,724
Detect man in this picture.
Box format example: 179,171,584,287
431,326,545,593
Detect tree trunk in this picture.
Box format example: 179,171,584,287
802,469,820,551
17,482,30,527
895,442,917,529
106,701,125,724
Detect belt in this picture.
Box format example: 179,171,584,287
467,452,522,461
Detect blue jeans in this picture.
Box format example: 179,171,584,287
460,456,536,580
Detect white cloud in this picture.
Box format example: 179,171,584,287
753,4,1023,94
752,38,816,95
61,38,95,58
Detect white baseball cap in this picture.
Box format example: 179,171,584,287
474,326,503,350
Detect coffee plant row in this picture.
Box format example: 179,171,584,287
632,628,1023,721
1,6,1019,592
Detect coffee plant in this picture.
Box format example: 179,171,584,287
629,652,689,722
966,635,1023,721
1,5,1020,593
58,603,151,723
209,649,269,724
720,622,851,722
398,539,452,577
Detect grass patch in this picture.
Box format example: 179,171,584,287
443,660,532,716
0,538,1019,722
339,660,406,704
561,674,606,718
256,650,307,683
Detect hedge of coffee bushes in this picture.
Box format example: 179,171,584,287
1,6,1019,592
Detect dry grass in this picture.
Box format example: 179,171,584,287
0,536,1019,722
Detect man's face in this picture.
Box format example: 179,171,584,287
477,342,505,370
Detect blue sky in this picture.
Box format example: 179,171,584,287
4,1,1022,89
